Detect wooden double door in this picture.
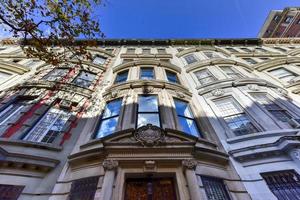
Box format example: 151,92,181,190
125,178,177,200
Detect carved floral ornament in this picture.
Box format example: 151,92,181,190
182,159,198,170
248,84,260,91
211,89,225,97
134,124,165,146
102,159,118,171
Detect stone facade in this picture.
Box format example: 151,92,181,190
0,38,300,200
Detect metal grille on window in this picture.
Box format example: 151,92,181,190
201,176,231,200
262,170,300,200
73,71,96,88
222,66,243,78
251,93,292,124
0,100,28,135
214,97,258,136
43,68,68,81
96,98,122,138
69,176,99,200
23,107,70,143
0,184,24,200
194,69,216,85
184,54,198,64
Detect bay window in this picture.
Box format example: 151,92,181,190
137,95,160,128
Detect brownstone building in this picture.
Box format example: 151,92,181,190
259,7,300,38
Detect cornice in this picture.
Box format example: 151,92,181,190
262,38,300,45
120,53,173,59
185,58,253,72
288,48,300,56
0,61,29,74
175,46,231,57
254,56,300,71
112,59,181,73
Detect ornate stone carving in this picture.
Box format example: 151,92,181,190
248,84,259,91
176,90,185,98
292,149,300,160
102,159,118,171
111,90,119,98
211,89,224,97
182,159,198,170
277,88,288,97
134,124,165,146
142,86,154,94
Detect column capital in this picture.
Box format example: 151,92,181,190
182,159,198,170
103,159,118,171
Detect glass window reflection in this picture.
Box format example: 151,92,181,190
174,99,200,137
115,70,128,84
140,68,154,80
137,95,160,128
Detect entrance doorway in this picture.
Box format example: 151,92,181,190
125,178,177,200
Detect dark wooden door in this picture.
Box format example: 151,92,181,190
125,178,177,200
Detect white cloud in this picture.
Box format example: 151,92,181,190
0,24,12,39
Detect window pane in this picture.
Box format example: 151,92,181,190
140,68,154,80
73,71,96,88
115,70,128,83
43,69,68,81
178,116,199,136
97,117,119,138
138,96,158,112
184,54,197,64
215,98,243,116
201,176,231,200
224,114,257,136
195,69,216,85
137,113,160,127
166,71,178,83
103,99,122,118
24,108,70,143
93,56,106,65
174,100,193,118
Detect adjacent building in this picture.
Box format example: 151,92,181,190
0,38,300,200
258,7,300,38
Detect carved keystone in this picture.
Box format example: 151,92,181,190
102,159,118,171
182,159,198,170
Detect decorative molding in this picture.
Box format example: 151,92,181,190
102,159,118,171
292,149,300,161
134,124,165,146
211,88,225,97
182,159,198,170
142,86,154,94
176,90,185,98
248,84,260,91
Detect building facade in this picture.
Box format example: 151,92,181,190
0,38,300,200
259,7,300,38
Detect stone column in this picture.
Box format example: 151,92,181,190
97,159,118,200
182,159,202,200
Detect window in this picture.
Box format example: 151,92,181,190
284,16,293,24
203,51,221,59
240,47,252,53
137,95,160,128
23,107,70,143
274,47,287,52
166,70,179,84
273,15,280,22
0,100,28,135
262,170,300,200
157,48,166,54
184,54,198,64
251,93,292,124
69,176,99,200
243,58,257,64
73,71,96,88
43,68,68,81
225,47,239,53
174,99,200,136
194,69,216,85
214,97,258,136
95,98,122,138
221,66,243,78
126,48,135,54
140,67,154,80
92,56,106,65
0,184,24,200
115,70,128,84
0,71,11,83
201,176,231,200
269,68,297,83
105,48,114,54
142,48,151,54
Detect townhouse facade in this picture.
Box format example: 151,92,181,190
0,38,300,200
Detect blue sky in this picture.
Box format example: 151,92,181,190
98,0,300,39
